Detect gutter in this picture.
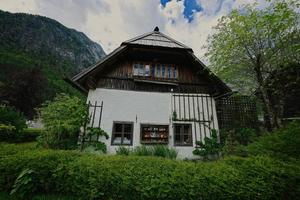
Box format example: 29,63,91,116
63,77,88,95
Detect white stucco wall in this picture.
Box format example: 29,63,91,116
87,88,219,159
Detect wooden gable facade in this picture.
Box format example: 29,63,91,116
72,28,231,96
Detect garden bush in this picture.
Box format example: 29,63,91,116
39,94,87,149
0,143,299,199
0,105,27,142
116,145,178,159
17,128,43,143
239,122,300,160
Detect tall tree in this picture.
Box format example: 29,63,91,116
3,67,47,118
206,0,299,130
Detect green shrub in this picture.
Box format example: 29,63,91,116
131,145,177,159
132,145,153,156
0,124,16,141
240,122,300,160
0,105,27,142
220,127,257,155
193,129,220,159
81,127,109,153
0,105,27,132
39,94,87,149
0,143,299,199
152,145,178,159
10,169,37,199
116,146,130,155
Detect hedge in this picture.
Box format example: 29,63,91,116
0,143,299,199
0,128,42,143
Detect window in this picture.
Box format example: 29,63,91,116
133,64,139,76
173,66,177,79
161,65,166,77
174,124,192,146
156,65,161,77
111,122,133,145
141,124,169,144
151,64,155,76
167,66,172,78
145,64,150,76
138,64,144,76
133,63,178,79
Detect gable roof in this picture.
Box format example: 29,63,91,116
122,29,193,52
71,27,231,95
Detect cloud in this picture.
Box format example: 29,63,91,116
0,0,268,61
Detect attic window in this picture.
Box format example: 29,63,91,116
133,63,178,79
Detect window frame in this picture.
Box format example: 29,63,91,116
111,121,134,146
132,62,178,80
173,123,193,146
140,124,169,144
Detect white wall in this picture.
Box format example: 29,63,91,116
87,88,219,159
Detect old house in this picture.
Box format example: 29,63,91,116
71,27,231,158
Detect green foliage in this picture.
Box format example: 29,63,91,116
116,146,130,156
0,124,16,141
132,145,153,156
10,169,37,199
19,128,43,142
0,105,27,142
193,129,220,159
152,145,178,159
221,128,257,155
86,127,109,140
0,143,299,199
206,0,299,129
0,105,27,132
39,94,87,149
82,127,109,153
238,122,300,160
131,145,178,159
206,0,299,94
3,67,47,118
116,145,178,159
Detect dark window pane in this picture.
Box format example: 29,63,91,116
174,124,192,145
183,135,192,144
175,125,181,134
124,124,132,133
115,123,122,132
175,134,180,142
184,125,190,134
162,65,165,77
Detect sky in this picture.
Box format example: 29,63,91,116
0,0,268,60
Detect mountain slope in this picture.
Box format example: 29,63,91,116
0,10,105,74
0,10,106,118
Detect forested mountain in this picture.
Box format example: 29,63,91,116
0,10,106,118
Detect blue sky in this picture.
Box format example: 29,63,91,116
0,0,266,60
161,0,202,22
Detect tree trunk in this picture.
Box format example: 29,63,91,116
254,56,278,131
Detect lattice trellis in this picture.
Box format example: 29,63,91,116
216,96,258,129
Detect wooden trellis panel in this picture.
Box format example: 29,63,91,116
216,96,258,129
172,93,218,142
